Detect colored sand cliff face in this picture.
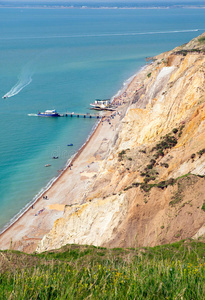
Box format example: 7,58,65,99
37,33,205,252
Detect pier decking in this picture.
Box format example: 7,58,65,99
31,111,106,119
63,113,103,119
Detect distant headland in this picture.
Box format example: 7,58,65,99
0,3,205,10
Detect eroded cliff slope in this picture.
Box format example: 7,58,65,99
37,33,205,252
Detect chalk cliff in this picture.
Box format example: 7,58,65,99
37,33,205,252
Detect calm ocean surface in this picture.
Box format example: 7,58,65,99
0,7,204,231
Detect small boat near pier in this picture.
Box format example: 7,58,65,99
38,109,62,117
90,99,115,111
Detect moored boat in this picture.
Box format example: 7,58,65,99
90,99,115,111
38,109,61,117
90,99,110,110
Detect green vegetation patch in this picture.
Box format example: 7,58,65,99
0,241,204,299
174,49,204,55
198,36,205,44
118,149,126,161
197,148,205,158
140,177,175,193
132,174,202,194
202,200,205,212
178,124,185,137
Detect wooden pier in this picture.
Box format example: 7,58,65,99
63,113,103,119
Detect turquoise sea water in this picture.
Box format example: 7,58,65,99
0,7,205,231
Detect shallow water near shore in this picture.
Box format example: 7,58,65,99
0,7,205,231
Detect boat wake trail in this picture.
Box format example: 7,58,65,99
27,113,38,117
3,67,33,99
0,29,201,41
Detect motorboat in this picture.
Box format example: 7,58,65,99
90,99,115,111
38,109,61,117
67,144,73,146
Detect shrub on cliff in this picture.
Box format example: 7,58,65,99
198,36,205,44
197,149,205,158
202,201,205,212
172,128,178,134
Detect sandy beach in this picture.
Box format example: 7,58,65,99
0,66,148,253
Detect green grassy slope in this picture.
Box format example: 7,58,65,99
0,240,204,299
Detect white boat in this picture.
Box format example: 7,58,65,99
38,109,61,117
90,99,110,110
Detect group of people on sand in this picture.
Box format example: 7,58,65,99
113,92,128,106
35,208,45,216
68,163,73,170
101,111,121,129
31,195,48,215
101,117,112,127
